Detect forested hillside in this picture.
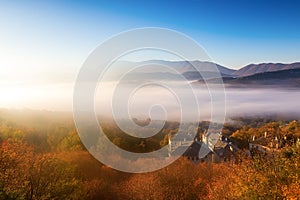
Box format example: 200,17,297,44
0,110,299,199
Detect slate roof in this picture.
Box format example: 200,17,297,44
183,141,202,157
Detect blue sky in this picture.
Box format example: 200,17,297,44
1,0,300,70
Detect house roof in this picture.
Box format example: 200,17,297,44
214,140,228,149
170,134,237,159
171,141,213,158
183,141,202,157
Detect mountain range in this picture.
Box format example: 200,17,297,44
113,60,300,87
195,61,300,87
232,62,300,77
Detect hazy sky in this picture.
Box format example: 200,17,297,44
1,0,300,111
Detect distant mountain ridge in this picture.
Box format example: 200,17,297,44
226,68,300,87
197,68,300,88
111,60,236,82
233,62,300,77
140,60,236,75
137,60,300,78
111,60,300,87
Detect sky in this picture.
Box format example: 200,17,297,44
0,0,300,110
1,0,300,69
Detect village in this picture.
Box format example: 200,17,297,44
168,126,300,163
168,130,240,163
